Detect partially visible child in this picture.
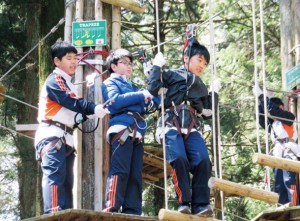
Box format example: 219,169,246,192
254,84,299,206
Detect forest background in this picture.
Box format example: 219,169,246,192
0,0,293,220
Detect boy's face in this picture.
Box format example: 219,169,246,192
54,52,78,76
111,56,133,78
184,54,208,77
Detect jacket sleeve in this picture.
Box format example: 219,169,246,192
46,75,96,115
102,80,145,110
147,65,166,96
258,95,295,126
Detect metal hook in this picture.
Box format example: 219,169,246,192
186,23,196,39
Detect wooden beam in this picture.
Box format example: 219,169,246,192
252,153,300,173
16,124,38,137
100,0,145,14
143,173,159,182
143,155,172,173
208,177,279,204
158,209,221,221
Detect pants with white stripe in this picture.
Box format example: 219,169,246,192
104,136,144,215
165,130,211,208
36,136,75,214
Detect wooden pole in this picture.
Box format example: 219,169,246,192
73,0,84,209
253,153,300,173
158,209,221,221
112,5,121,49
94,0,104,211
100,0,145,14
208,177,279,204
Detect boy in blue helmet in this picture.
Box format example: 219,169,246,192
147,39,221,217
102,48,159,215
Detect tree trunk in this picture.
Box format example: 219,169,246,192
17,1,64,219
280,0,293,91
17,2,41,218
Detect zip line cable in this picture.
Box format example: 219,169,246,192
0,18,65,82
0,92,38,110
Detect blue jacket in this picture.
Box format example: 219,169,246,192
102,74,157,136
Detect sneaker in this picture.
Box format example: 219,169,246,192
178,205,191,214
192,204,213,217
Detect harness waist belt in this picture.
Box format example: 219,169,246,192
276,137,295,144
41,120,74,135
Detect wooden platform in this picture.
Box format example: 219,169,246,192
22,209,159,221
143,144,171,182
251,204,300,221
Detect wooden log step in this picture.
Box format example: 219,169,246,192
208,177,278,204
252,153,300,173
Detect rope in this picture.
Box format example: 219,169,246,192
0,18,65,82
154,0,168,210
259,0,271,192
0,124,34,140
208,0,225,219
252,0,261,154
0,92,38,110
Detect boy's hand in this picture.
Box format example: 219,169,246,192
252,82,263,97
201,109,212,117
94,105,110,118
142,90,153,103
153,52,166,67
210,78,222,93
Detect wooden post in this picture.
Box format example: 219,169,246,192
100,0,145,14
208,177,279,204
94,0,104,211
253,153,300,173
73,0,84,209
280,1,293,91
158,209,221,221
112,5,121,49
64,1,73,43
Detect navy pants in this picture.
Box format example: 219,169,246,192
165,130,211,208
274,168,297,206
36,136,75,214
103,136,144,215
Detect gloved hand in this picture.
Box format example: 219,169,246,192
143,62,153,77
201,109,212,117
142,90,153,103
210,78,222,93
252,82,263,97
94,105,110,118
153,52,166,67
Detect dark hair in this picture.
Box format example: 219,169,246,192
106,48,133,73
184,38,210,64
51,39,77,63
270,97,284,107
